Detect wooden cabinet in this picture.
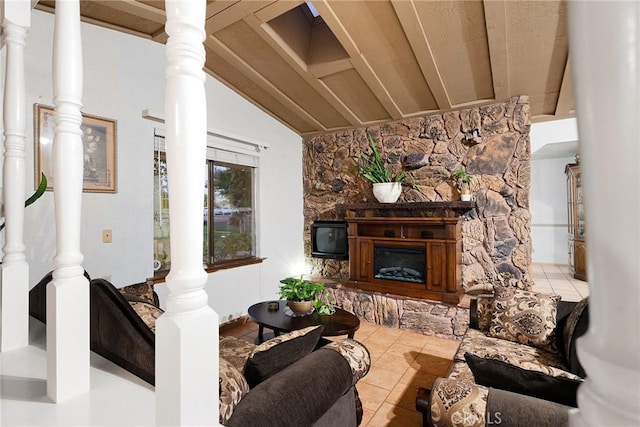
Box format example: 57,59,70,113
345,217,462,303
566,163,587,281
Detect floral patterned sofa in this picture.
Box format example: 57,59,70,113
29,275,371,426
415,285,589,427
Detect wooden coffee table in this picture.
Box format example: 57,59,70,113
248,300,360,344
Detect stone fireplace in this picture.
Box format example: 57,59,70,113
303,96,533,295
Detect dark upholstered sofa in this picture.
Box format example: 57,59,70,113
29,274,371,426
416,286,589,427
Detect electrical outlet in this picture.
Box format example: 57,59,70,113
102,229,112,243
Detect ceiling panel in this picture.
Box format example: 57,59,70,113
34,0,574,136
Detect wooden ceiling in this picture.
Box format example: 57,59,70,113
34,0,573,136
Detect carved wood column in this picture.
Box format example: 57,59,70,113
155,0,219,424
46,0,90,403
0,0,30,352
568,2,640,425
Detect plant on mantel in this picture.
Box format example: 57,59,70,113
451,169,473,201
356,133,405,184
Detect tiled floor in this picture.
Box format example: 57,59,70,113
531,263,590,301
222,263,590,427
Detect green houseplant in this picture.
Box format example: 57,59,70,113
451,169,473,201
357,133,404,203
279,276,328,316
0,173,47,232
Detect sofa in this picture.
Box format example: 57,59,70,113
416,285,589,427
29,275,371,426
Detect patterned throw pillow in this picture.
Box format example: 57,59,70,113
488,285,560,350
120,281,156,305
243,325,324,388
129,301,163,333
219,357,250,425
430,378,488,427
476,296,494,332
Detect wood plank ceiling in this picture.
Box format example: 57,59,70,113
34,0,573,136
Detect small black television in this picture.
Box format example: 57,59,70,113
311,220,349,260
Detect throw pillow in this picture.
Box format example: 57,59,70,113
219,357,250,425
476,295,494,332
464,352,582,407
128,301,164,333
243,325,324,388
488,285,560,350
562,297,589,377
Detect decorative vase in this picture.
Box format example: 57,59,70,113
372,182,402,203
460,190,472,202
287,300,313,316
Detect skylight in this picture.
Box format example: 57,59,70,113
306,2,320,18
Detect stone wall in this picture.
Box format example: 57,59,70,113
325,283,468,341
303,96,533,290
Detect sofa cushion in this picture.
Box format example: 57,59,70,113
243,325,324,388
430,378,488,427
128,301,163,333
562,297,589,377
476,295,494,332
219,336,257,373
464,352,582,407
120,281,156,305
219,357,250,425
489,286,560,350
455,329,573,378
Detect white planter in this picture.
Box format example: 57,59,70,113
373,182,402,203
461,193,472,201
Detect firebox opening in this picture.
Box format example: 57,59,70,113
373,245,426,284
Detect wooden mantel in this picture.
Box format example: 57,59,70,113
336,201,475,218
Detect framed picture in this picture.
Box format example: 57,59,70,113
34,104,117,193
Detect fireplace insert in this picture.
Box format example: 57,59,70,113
373,245,426,284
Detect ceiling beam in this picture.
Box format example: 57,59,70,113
244,14,362,127
204,0,275,34
391,0,452,111
555,54,574,116
206,0,239,19
313,0,403,120
484,0,510,101
254,0,304,23
206,35,327,131
103,1,165,24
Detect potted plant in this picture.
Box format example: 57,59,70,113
451,169,473,201
357,133,405,203
279,275,325,315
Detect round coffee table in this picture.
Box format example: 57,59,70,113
248,300,360,344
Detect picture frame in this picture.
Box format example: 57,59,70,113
34,104,117,193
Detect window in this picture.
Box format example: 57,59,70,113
153,132,260,273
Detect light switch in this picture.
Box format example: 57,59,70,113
102,229,112,243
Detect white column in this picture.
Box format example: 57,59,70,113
155,0,218,425
568,2,640,426
46,0,89,403
0,0,30,352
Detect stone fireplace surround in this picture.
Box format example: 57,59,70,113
302,96,532,337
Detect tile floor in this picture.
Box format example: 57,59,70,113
223,263,590,427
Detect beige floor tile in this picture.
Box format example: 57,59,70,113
361,408,376,427
355,322,380,340
394,331,431,349
373,352,414,375
361,341,389,363
362,365,404,391
357,382,390,412
423,337,460,359
385,380,422,410
399,368,440,390
366,402,422,427
383,343,422,361
411,353,452,376
365,332,401,348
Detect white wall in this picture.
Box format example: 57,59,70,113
529,118,580,264
530,156,576,264
16,10,302,322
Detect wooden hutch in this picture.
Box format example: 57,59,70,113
565,163,587,281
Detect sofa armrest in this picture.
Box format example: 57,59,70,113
486,387,570,427
227,347,356,427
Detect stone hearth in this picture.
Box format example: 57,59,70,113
322,281,469,341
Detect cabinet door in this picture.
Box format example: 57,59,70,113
357,240,372,282
427,241,447,292
574,240,587,281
